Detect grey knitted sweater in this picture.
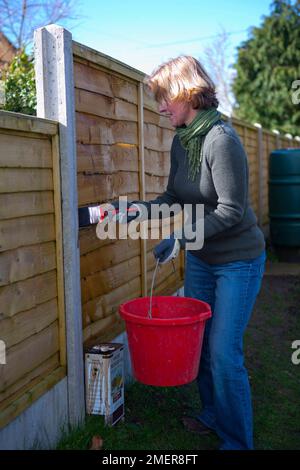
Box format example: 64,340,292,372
149,119,265,264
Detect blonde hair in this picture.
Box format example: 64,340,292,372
146,55,218,109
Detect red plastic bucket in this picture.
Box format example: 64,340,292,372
119,296,211,386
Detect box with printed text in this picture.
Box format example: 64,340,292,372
85,343,124,425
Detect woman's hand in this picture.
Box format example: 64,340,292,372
78,200,141,226
106,200,141,223
153,234,181,264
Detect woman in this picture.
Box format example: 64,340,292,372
80,55,266,450
144,55,266,450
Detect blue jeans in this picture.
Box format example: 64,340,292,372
184,250,266,450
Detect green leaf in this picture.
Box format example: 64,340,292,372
2,49,36,115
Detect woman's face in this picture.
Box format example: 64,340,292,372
159,99,198,127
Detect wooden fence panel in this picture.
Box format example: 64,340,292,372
0,112,66,429
74,52,144,344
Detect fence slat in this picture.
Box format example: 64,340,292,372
76,113,138,145
82,312,122,343
0,168,53,193
0,214,55,252
77,172,139,205
0,322,59,393
75,89,138,122
0,192,54,220
81,256,141,304
0,133,52,168
0,270,58,318
77,143,138,174
82,277,141,325
1,298,58,349
0,242,56,287
80,238,140,277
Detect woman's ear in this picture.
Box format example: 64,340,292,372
190,94,200,109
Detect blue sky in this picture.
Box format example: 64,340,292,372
70,0,273,74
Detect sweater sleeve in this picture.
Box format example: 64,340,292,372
203,133,248,239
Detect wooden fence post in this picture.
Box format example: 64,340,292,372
272,129,280,149
254,123,264,228
138,82,147,296
284,133,293,147
34,24,85,425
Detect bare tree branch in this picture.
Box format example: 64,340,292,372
203,27,236,117
18,0,27,50
0,0,81,49
1,0,20,47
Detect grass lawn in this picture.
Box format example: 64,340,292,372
57,274,300,450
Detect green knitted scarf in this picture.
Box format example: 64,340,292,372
176,108,221,181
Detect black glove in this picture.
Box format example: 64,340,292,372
153,233,182,264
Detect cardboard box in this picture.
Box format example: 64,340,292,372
85,343,124,425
